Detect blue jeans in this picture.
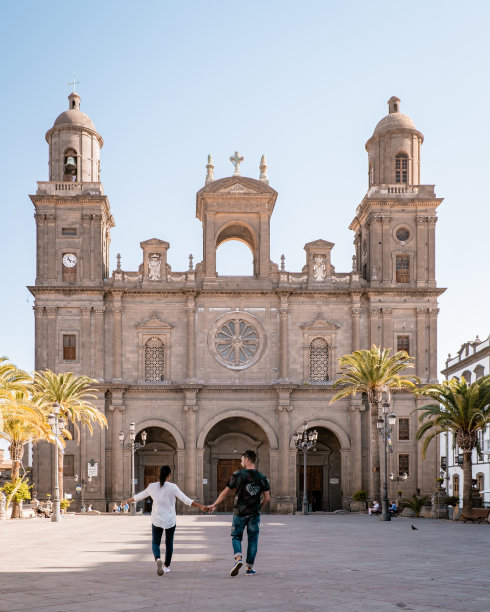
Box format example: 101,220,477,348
231,514,260,566
151,524,176,566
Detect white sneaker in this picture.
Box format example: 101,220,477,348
163,566,171,574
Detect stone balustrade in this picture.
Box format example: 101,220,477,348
36,181,104,196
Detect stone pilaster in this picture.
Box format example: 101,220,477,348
186,296,196,382
34,306,45,370
369,308,380,346
46,213,56,282
81,307,91,376
279,294,289,381
109,394,124,502
46,306,57,369
94,307,105,380
112,294,123,381
416,216,427,285
81,213,92,281
275,390,294,513
351,304,361,351
416,308,427,380
183,389,199,501
427,216,437,286
428,308,439,381
34,213,44,282
382,308,393,350
350,398,363,493
381,216,392,283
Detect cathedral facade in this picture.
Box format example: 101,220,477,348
30,93,443,513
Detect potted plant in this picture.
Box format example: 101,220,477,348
60,499,71,514
401,493,429,518
350,490,368,512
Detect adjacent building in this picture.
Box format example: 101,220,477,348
30,92,444,512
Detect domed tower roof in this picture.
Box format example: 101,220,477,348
369,96,423,143
46,92,103,146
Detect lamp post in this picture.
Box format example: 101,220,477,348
75,464,93,510
376,391,397,522
293,421,318,515
47,403,63,523
119,423,147,515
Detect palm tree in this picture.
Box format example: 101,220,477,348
32,370,107,500
0,357,33,429
415,375,490,514
330,345,419,499
0,390,53,518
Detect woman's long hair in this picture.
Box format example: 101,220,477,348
159,465,171,487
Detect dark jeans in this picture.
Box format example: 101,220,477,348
231,514,260,566
151,524,176,566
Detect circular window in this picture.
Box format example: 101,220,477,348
209,312,266,370
396,228,410,242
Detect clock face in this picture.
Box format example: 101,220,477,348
62,253,77,268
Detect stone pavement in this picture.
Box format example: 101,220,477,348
0,514,488,612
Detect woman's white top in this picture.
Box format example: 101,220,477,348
134,481,193,529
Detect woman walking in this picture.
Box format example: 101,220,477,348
122,465,207,576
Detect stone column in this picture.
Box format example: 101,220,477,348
382,308,393,350
204,213,216,279
416,216,426,285
94,307,105,380
112,294,123,381
82,213,92,281
416,308,427,380
34,306,45,370
46,214,56,281
46,307,57,369
93,214,103,281
382,216,392,283
276,392,294,514
428,308,439,381
186,296,196,382
369,217,382,283
34,214,44,282
427,216,437,286
369,308,380,347
81,307,91,376
259,213,270,278
351,304,361,352
183,389,199,503
279,295,289,381
350,398,363,493
109,393,125,502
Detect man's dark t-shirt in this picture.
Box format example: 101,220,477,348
226,469,270,517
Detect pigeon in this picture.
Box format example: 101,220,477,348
411,524,418,530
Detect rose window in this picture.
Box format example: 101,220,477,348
215,318,260,369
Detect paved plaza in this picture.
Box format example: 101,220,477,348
0,514,488,611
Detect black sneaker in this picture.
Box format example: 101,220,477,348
230,558,243,576
156,559,163,576
246,568,257,576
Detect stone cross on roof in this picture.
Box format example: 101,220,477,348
230,151,244,176
67,73,80,93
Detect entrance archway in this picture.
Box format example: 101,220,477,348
296,427,342,511
202,417,270,509
133,426,179,512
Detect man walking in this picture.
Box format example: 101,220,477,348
209,450,270,576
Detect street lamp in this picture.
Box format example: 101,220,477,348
47,403,63,523
74,463,93,510
119,423,147,515
376,390,397,522
389,471,408,499
293,421,318,515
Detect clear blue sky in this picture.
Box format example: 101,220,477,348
0,1,488,409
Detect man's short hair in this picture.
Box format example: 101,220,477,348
242,450,256,463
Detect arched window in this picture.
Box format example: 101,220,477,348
63,148,78,182
453,474,459,499
461,370,472,384
474,364,485,380
396,255,410,283
395,153,408,183
309,337,329,382
144,336,165,381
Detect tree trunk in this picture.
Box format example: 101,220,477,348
462,450,473,514
369,402,381,501
58,446,64,502
9,443,23,519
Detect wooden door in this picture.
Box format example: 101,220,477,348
144,466,160,489
299,465,324,511
217,459,241,512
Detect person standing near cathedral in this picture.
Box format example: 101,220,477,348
122,465,207,576
209,450,270,576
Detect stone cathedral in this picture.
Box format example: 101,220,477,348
30,92,443,513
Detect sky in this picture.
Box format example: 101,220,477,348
0,1,489,453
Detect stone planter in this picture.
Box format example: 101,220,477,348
349,501,365,513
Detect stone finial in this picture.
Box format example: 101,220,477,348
205,154,215,184
116,253,121,270
388,96,400,114
352,254,357,271
230,151,244,176
189,254,194,270
259,154,269,184
280,254,285,271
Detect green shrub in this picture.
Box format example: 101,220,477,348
445,495,460,507
402,493,429,517
352,490,368,502
0,478,32,504
60,499,71,510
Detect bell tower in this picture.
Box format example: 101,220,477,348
350,97,442,287
31,90,114,287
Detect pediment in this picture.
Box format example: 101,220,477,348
136,313,173,330
140,238,169,248
304,239,335,250
300,313,341,331
198,176,277,195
